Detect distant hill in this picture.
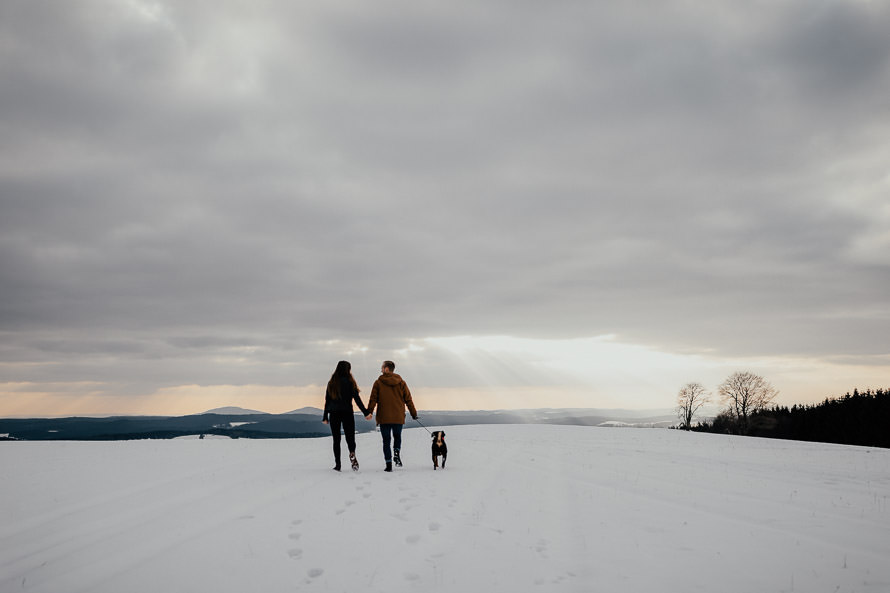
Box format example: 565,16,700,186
284,407,323,415
202,406,268,415
0,408,678,441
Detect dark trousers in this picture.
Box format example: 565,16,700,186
379,423,403,463
328,412,356,463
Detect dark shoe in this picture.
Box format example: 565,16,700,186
384,462,393,472
349,452,359,471
394,449,402,467
333,464,341,472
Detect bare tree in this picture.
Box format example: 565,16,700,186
718,371,778,435
676,382,710,430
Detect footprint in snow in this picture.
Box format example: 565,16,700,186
289,533,301,540
428,522,441,532
406,534,421,544
307,568,324,579
288,548,302,559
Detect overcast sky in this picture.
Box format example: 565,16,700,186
2,0,889,416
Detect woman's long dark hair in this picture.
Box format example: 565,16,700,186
328,360,360,400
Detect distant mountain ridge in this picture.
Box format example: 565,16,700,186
285,407,323,415
0,408,679,441
202,406,268,415
200,406,324,416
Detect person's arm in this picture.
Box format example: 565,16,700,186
352,385,369,417
366,381,379,417
322,384,331,423
402,382,417,419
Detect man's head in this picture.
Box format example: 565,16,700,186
381,360,395,374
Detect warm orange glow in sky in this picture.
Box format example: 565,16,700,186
3,336,888,417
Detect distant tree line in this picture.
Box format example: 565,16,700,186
693,387,890,449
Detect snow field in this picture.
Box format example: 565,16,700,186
2,424,889,592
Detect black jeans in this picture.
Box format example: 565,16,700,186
328,411,357,463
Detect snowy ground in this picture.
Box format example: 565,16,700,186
2,425,889,593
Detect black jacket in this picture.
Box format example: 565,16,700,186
323,376,369,421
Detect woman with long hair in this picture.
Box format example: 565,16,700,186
322,360,370,471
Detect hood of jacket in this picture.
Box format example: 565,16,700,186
378,373,403,387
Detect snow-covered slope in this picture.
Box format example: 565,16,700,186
2,426,889,592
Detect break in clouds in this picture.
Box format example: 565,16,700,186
1,0,889,401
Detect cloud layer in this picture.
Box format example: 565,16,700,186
2,0,889,412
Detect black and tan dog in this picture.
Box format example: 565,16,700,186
431,431,447,470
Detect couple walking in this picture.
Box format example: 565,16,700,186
322,360,418,472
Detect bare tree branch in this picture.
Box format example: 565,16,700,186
718,371,778,435
676,382,710,430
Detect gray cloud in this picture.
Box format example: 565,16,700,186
2,0,889,400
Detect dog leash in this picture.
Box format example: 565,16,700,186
413,416,432,435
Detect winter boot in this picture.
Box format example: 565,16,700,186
349,451,359,471
394,449,402,467
384,462,393,472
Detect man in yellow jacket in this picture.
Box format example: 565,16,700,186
366,360,418,472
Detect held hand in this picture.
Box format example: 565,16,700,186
322,420,328,425
364,414,372,421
